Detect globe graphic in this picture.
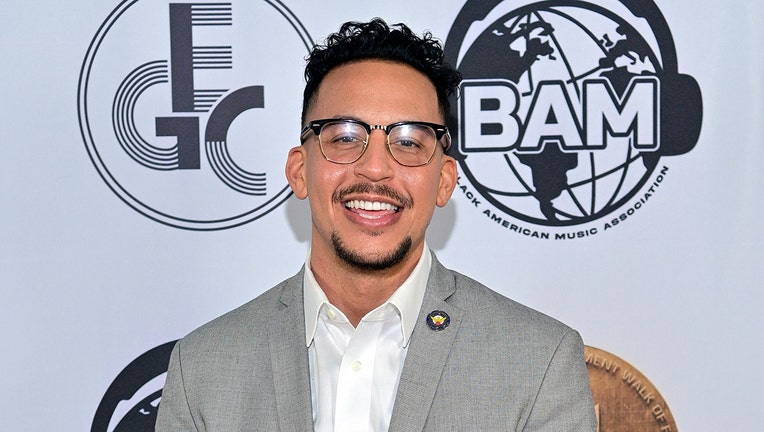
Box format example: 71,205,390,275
455,2,664,226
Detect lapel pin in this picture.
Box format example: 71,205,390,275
426,310,450,331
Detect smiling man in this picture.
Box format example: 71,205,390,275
156,19,596,432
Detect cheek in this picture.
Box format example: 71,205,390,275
401,169,441,206
305,163,346,202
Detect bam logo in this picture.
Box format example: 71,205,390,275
78,0,312,230
444,0,702,238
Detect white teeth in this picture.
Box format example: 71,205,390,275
345,200,398,211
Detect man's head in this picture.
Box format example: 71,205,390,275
301,18,461,123
287,19,460,275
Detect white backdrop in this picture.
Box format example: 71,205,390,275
1,0,762,430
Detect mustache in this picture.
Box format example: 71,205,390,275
332,183,413,209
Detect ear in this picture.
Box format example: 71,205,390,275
285,145,308,199
436,155,458,207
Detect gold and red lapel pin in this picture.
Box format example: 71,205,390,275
426,310,450,331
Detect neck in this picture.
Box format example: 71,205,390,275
310,244,423,327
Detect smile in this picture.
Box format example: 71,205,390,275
344,200,399,212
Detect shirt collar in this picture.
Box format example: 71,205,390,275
303,243,431,348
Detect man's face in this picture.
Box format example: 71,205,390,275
286,60,457,272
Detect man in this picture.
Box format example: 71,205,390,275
156,19,596,432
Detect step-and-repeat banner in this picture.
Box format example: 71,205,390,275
2,0,762,430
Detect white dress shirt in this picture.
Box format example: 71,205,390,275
303,246,431,432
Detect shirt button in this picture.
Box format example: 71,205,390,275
326,308,336,320
351,361,362,372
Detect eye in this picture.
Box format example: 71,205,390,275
389,124,434,152
329,133,364,144
390,137,424,149
321,123,366,145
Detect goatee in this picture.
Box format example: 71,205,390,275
331,232,412,271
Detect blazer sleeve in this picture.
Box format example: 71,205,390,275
155,341,200,432
523,329,597,431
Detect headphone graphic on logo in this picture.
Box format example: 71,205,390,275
621,0,703,158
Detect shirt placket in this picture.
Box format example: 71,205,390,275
333,316,385,432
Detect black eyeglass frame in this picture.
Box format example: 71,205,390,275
299,118,451,167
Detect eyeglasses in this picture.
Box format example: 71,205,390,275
300,118,451,167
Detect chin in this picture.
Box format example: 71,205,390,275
331,232,412,271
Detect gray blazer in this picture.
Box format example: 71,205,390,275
156,255,596,431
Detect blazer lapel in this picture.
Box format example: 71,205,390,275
268,271,315,432
388,256,463,432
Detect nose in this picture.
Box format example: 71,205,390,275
353,129,395,181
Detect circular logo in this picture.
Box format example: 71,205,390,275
78,0,312,230
91,341,177,432
426,310,451,331
585,345,677,431
444,0,701,233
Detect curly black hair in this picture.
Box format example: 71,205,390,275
302,18,461,123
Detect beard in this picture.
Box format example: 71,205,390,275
331,231,412,272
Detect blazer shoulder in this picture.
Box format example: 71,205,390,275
436,262,576,341
176,269,303,351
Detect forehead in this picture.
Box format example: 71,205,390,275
307,60,441,123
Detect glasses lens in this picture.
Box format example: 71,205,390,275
319,121,367,163
388,124,437,166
